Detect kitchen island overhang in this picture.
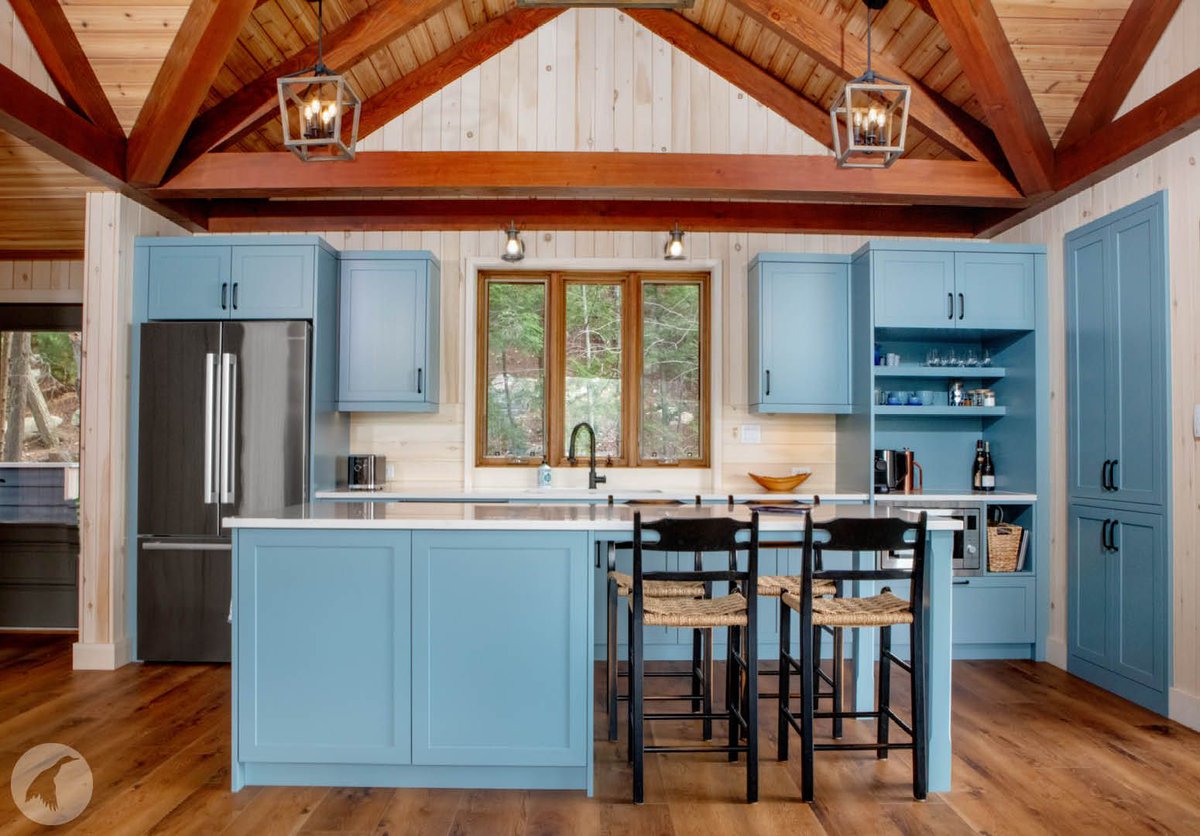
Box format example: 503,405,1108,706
224,502,960,795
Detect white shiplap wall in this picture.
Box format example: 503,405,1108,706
997,2,1200,725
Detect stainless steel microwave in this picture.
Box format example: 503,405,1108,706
879,506,984,577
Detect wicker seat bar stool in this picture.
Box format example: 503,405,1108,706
605,496,715,742
628,510,760,804
778,512,930,802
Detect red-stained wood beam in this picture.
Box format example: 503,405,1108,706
356,8,564,141
727,0,992,163
169,0,458,178
126,0,258,186
8,0,124,137
0,65,205,232
910,0,936,19
0,249,85,261
154,151,1027,206
980,67,1200,237
626,9,832,149
926,0,1054,196
1057,0,1183,151
206,197,1004,237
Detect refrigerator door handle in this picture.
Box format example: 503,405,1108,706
203,353,218,504
220,352,238,504
142,541,233,552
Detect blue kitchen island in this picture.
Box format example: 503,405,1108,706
225,501,960,795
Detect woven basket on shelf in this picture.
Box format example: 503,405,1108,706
986,523,1023,573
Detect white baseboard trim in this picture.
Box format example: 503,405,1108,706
1170,687,1200,731
1045,636,1067,669
72,638,133,670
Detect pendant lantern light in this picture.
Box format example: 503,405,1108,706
277,0,361,161
664,224,686,260
501,223,526,263
829,0,910,168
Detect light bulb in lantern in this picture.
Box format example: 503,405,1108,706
501,223,525,262
664,225,686,260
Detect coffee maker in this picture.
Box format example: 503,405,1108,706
874,449,923,494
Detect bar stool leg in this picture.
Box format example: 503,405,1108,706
778,600,791,762
877,625,891,759
746,612,759,802
911,615,928,800
626,602,634,764
607,575,619,742
691,628,703,713
800,614,816,803
702,627,714,741
631,600,646,804
727,625,740,762
832,627,844,740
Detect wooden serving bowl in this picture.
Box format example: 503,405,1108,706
748,471,811,492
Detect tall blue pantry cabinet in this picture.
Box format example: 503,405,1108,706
1065,192,1171,714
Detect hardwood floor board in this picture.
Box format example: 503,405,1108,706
299,787,395,833
446,789,528,836
372,787,464,836
219,786,330,836
524,789,604,836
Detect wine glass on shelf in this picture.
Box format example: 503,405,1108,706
981,348,993,367
943,347,958,368
965,348,979,367
926,349,940,367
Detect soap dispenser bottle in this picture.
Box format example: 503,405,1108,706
538,457,552,488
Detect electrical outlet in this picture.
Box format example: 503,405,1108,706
740,424,761,444
385,463,396,480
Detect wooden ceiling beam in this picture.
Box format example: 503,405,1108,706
926,0,1054,196
206,197,1001,237
356,8,564,141
980,67,1200,237
126,0,258,186
1057,0,1183,151
7,0,124,138
0,249,85,262
154,151,1026,206
170,0,458,178
626,10,832,149
726,0,993,163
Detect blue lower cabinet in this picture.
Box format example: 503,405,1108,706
951,576,1036,647
412,531,590,767
236,530,412,764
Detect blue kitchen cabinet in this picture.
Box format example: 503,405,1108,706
338,253,440,412
1068,504,1167,711
872,250,956,328
955,251,1036,331
235,529,412,765
748,254,851,413
146,240,320,321
951,576,1036,649
1066,227,1111,502
412,531,590,767
147,245,232,320
229,245,315,319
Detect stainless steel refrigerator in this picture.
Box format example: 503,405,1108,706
137,321,310,662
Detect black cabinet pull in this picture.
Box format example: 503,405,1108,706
221,282,228,310
1101,459,1112,491
958,292,965,320
1110,459,1118,491
232,282,239,310
416,368,423,394
1102,519,1112,551
953,579,970,586
765,369,771,397
1109,520,1120,552
947,292,954,319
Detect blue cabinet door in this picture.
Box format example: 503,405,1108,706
230,245,314,320
236,530,412,765
1065,228,1111,502
147,245,231,320
752,259,851,413
955,252,1036,330
1107,508,1166,690
412,531,590,767
1108,208,1167,506
338,259,430,408
950,576,1036,645
1067,504,1112,670
871,250,956,328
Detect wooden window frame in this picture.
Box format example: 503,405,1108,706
476,269,710,469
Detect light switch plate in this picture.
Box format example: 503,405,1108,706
386,463,396,480
740,424,761,444
1194,405,1200,439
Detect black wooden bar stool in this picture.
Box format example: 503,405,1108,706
628,510,760,804
777,512,929,802
606,496,714,742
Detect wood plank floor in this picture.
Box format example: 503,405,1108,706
1,633,1199,834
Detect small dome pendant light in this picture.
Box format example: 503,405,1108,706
664,224,686,260
501,223,526,262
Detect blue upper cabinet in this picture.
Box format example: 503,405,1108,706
337,252,440,412
869,245,1037,331
1066,228,1111,502
145,239,325,321
147,245,232,320
872,250,956,328
748,254,851,414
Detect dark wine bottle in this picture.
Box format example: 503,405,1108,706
981,441,996,492
972,440,984,491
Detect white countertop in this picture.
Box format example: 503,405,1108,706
225,501,962,532
0,462,79,469
314,488,871,503
874,490,1036,503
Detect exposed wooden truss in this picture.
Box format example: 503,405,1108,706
154,152,1026,206
205,198,1003,237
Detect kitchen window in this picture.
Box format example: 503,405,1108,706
0,330,81,463
476,271,710,467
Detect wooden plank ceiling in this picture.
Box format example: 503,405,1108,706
0,0,1189,254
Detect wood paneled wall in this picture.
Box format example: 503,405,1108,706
0,260,84,303
997,4,1200,727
